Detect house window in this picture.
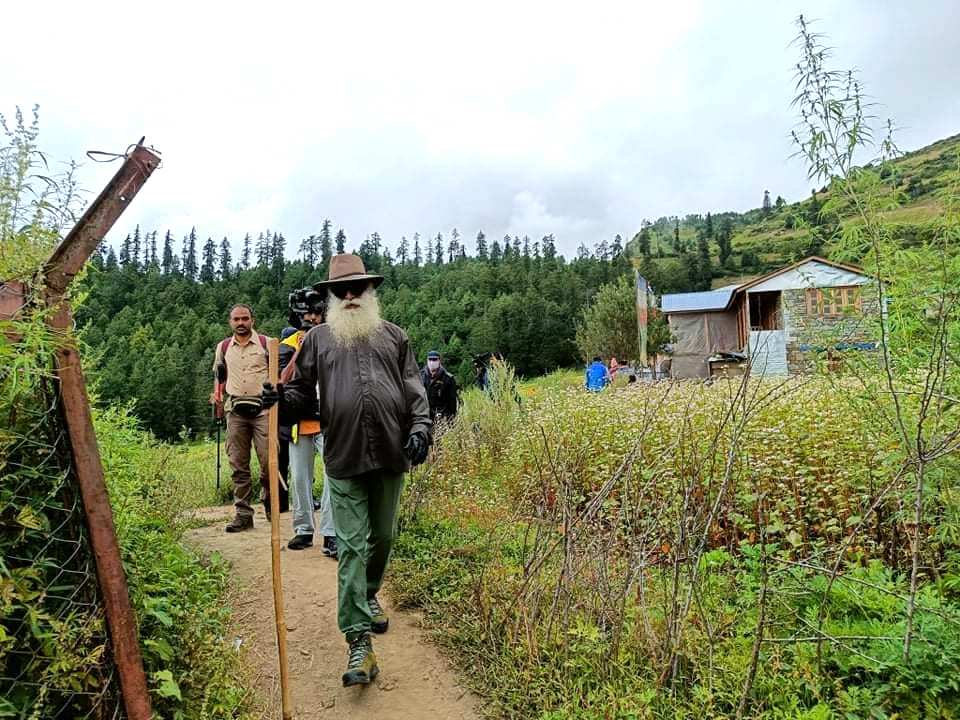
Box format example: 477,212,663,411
805,286,863,317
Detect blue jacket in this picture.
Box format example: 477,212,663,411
585,361,610,392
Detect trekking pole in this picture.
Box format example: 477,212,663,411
267,338,292,720
213,403,222,492
215,362,227,493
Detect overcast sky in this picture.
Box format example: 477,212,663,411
3,1,958,258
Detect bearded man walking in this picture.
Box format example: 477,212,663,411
263,254,431,687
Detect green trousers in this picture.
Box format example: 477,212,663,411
326,468,404,640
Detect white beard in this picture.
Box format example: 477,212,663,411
326,289,383,347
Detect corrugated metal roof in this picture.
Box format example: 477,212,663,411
661,287,737,313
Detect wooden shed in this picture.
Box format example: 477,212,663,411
660,257,878,378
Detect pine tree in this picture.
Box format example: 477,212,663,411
119,233,131,267
218,237,232,279
512,235,521,257
705,212,714,238
335,229,347,254
148,231,158,269
319,219,333,265
595,239,610,262
434,232,444,265
523,235,531,259
638,227,652,258
200,236,217,283
673,220,680,252
92,241,106,269
501,235,511,260
425,237,434,265
255,232,271,268
131,225,142,270
491,239,502,263
241,233,252,270
105,246,118,271
271,233,286,283
542,234,557,261
718,218,734,267
448,228,461,263
476,230,488,260
412,233,422,266
577,243,590,260
299,234,318,267
693,230,712,290
611,234,623,259
183,228,198,279
161,230,174,274
397,235,409,265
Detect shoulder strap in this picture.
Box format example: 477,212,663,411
220,337,231,357
259,334,268,350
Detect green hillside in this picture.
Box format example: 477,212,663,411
629,132,960,286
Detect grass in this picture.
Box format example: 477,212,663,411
95,408,257,718
724,133,960,269
389,371,960,719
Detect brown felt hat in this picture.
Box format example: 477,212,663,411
313,253,384,290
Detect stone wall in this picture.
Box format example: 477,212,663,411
781,285,880,373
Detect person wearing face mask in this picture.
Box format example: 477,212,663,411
420,350,459,423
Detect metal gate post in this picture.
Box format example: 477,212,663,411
44,143,161,720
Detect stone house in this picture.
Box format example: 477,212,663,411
660,257,879,378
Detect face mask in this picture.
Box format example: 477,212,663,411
427,359,440,371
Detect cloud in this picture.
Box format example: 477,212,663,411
2,0,957,259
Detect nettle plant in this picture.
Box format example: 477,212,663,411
790,15,960,661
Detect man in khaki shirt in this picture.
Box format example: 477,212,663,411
211,304,274,532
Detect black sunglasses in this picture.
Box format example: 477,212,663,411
330,280,372,300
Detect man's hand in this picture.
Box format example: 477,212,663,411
403,431,430,466
261,382,282,409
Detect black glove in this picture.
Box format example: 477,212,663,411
261,382,282,410
403,431,430,466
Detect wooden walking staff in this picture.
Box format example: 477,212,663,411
267,338,293,719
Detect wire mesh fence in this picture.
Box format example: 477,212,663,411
1,327,121,719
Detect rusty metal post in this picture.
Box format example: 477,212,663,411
43,142,160,720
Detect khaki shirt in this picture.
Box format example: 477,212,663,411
213,330,270,407
283,321,431,477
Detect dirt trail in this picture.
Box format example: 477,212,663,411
185,506,479,720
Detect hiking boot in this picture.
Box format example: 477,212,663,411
342,633,378,687
368,595,389,634
321,536,338,559
287,534,313,550
225,516,253,533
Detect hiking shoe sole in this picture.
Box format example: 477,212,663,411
342,664,379,687
371,618,388,634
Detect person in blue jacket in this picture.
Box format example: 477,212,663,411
585,356,612,392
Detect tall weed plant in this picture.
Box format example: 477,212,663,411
389,19,960,719
0,108,253,718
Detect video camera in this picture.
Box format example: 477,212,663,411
287,288,326,328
